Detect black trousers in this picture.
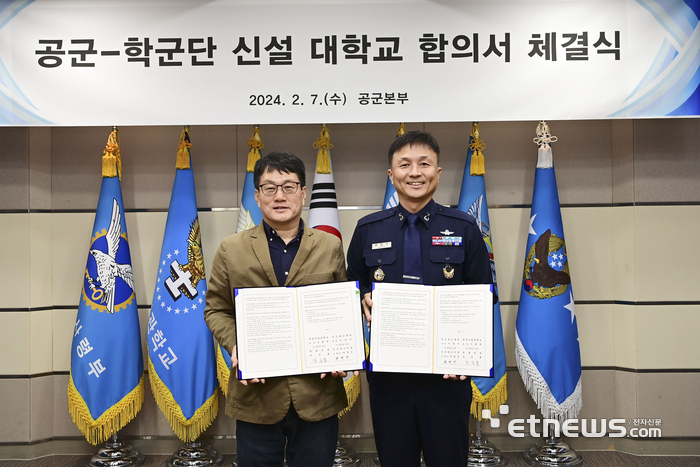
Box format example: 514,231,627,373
236,404,339,467
367,372,472,467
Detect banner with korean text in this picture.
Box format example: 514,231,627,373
1,0,699,125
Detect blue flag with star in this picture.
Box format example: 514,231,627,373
147,129,218,441
68,130,144,445
456,123,508,420
515,122,582,421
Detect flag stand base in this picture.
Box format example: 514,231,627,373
86,435,144,467
166,441,225,467
468,420,508,466
523,436,582,467
334,440,362,466
372,452,425,466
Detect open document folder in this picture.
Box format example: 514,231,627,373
234,281,366,380
369,282,494,377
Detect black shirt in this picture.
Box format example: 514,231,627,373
262,219,304,286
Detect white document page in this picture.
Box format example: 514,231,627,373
433,284,493,376
369,283,434,373
235,287,301,379
370,282,493,376
235,282,364,379
298,282,365,372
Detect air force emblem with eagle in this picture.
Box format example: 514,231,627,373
523,229,571,299
83,199,135,314
162,218,206,302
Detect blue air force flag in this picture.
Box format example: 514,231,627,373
456,123,508,419
219,127,265,394
68,130,144,445
147,130,219,442
382,123,405,210
515,122,582,422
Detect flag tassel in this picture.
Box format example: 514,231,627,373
313,125,333,174
470,150,485,175
102,130,122,179
216,345,231,396
515,331,582,421
148,359,219,442
67,375,145,445
246,127,264,173
338,374,361,418
396,122,406,137
534,121,557,169
176,128,192,169
470,373,508,420
469,123,486,176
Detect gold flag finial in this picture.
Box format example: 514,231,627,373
312,124,333,174
102,128,122,180
246,127,264,173
469,122,486,176
176,127,192,169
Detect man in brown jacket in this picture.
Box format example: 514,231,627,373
205,151,350,467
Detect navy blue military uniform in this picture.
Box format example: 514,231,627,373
346,199,493,467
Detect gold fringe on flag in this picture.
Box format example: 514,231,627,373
338,374,361,418
469,123,486,176
147,359,219,442
312,125,333,174
102,129,122,180
67,374,145,445
470,373,508,420
397,122,406,137
246,127,264,173
216,345,231,396
176,127,192,169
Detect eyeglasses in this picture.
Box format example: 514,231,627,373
258,182,301,196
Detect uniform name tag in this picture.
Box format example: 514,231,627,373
372,242,392,250
432,236,462,246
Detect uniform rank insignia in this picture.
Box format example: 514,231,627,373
443,264,455,279
432,236,462,246
374,267,385,281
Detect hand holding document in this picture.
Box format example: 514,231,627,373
369,282,493,377
234,281,365,380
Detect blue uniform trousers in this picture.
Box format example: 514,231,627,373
368,372,472,467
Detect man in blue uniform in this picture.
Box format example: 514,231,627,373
346,131,494,467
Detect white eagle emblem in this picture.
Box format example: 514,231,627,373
87,199,134,314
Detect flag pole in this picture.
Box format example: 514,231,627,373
456,122,508,467
518,121,582,467
468,419,508,466
152,128,224,467
73,126,145,467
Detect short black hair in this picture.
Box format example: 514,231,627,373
387,130,440,166
254,151,306,188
